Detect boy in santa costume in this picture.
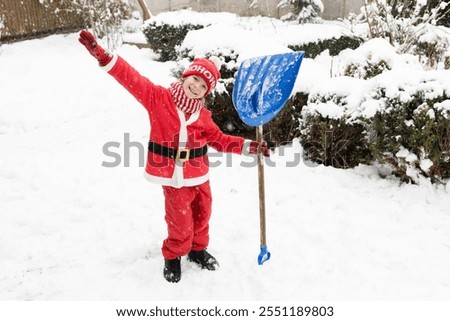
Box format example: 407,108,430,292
78,30,269,283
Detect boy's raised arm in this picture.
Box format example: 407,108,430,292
78,30,156,110
78,30,113,66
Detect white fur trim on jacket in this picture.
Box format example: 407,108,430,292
242,139,253,156
100,54,119,72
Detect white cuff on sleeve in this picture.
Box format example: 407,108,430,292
100,54,118,72
242,139,253,156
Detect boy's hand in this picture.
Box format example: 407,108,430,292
249,140,270,157
78,30,112,66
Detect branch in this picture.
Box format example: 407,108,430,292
137,0,152,21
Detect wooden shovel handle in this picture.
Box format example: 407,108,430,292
256,125,267,246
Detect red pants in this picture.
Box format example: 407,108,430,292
161,180,212,259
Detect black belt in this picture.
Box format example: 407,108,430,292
148,141,208,162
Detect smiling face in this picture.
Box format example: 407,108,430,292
182,75,208,99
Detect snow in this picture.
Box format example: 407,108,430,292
306,76,368,119
1,10,450,316
180,24,292,63
144,9,241,27
303,39,450,120
175,12,366,64
338,37,422,74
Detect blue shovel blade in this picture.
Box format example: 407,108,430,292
232,51,304,126
258,245,271,265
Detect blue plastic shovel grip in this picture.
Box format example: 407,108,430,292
257,245,271,265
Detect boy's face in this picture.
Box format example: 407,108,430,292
182,75,208,99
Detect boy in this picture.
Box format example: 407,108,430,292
78,30,269,283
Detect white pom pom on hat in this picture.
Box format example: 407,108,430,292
182,56,222,96
208,56,222,71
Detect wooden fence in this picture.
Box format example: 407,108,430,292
0,0,85,43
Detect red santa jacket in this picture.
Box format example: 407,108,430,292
102,55,248,188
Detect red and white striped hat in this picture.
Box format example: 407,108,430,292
182,57,221,96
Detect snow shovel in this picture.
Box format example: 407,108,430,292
232,51,304,265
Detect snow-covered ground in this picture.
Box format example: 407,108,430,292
0,11,449,319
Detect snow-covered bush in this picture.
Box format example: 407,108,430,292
414,25,450,69
429,0,450,26
369,71,450,183
122,11,143,33
141,10,241,62
361,0,450,69
264,93,308,145
300,64,450,183
300,75,450,183
274,22,365,58
39,0,131,51
142,22,204,61
278,0,324,24
300,116,372,168
288,35,363,58
300,76,373,168
340,38,422,79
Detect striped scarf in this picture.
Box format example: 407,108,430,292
169,81,204,114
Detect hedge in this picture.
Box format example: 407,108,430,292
142,22,204,61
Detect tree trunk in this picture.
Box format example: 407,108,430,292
137,0,152,21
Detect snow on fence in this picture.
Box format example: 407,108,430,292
0,0,84,42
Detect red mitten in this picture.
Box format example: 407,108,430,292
78,30,112,66
249,140,270,157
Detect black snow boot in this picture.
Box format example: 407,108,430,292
163,257,181,283
187,249,219,270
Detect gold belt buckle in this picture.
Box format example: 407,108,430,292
176,148,190,162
